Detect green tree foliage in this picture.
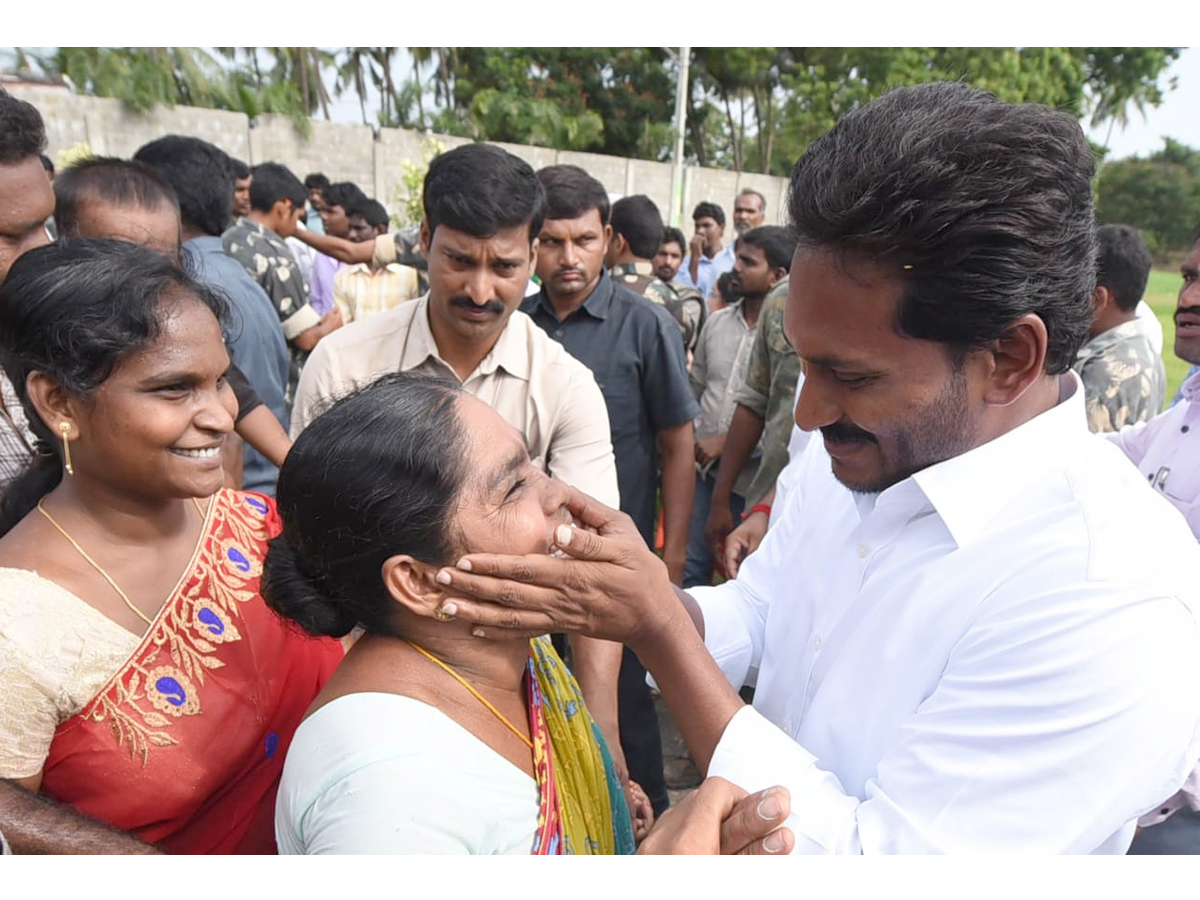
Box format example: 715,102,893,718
9,47,1181,180
422,48,676,158
1097,138,1200,257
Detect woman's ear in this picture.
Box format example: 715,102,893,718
381,554,448,620
25,371,79,440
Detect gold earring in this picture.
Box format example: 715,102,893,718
59,422,73,475
433,607,454,622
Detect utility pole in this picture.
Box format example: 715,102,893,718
669,47,690,229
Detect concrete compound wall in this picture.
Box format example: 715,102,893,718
9,84,789,229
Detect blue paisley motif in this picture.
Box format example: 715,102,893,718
154,677,187,707
244,496,269,516
197,607,225,635
226,546,251,573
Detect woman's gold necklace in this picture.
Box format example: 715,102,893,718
36,496,208,628
404,640,534,751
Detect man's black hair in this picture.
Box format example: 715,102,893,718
423,143,545,243
304,172,330,192
39,154,54,176
133,135,236,237
537,164,610,226
323,181,369,215
0,87,47,164
353,199,390,230
229,157,251,180
610,195,665,260
739,225,797,272
54,157,180,239
1095,224,1153,313
787,81,1095,375
249,162,306,213
692,201,725,229
661,226,687,253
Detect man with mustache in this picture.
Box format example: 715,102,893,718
523,164,699,821
1109,231,1200,853
435,83,1200,854
291,144,627,788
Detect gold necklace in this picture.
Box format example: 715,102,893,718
404,640,534,751
36,496,209,628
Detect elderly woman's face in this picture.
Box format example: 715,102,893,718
452,395,573,558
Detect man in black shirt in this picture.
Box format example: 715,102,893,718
521,164,699,818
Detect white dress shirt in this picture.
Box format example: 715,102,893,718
691,374,1200,853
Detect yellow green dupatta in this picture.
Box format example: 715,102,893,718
527,636,636,855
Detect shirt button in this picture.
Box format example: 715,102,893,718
1183,425,1190,433
812,636,823,651
856,543,870,559
554,329,564,338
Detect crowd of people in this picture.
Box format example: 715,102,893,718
0,75,1199,855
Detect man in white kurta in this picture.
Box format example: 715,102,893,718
693,371,1200,853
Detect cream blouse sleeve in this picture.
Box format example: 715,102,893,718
0,569,139,779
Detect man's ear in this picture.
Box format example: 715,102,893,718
1091,285,1111,317
381,554,449,621
766,265,787,290
979,313,1049,408
419,218,432,257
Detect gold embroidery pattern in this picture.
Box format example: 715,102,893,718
81,492,272,765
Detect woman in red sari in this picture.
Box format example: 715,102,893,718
0,240,342,854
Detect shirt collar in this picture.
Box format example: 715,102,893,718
1184,366,1200,403
532,270,616,322
903,371,1087,549
400,294,532,382
1076,318,1153,361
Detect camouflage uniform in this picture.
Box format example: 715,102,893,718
609,261,704,353
222,216,320,403
1073,318,1167,433
731,277,800,506
372,226,429,295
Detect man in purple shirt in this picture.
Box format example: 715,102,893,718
309,182,368,316
1109,234,1200,539
1114,232,1200,854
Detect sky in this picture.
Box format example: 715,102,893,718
1086,47,1200,160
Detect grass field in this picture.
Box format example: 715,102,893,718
1143,268,1188,401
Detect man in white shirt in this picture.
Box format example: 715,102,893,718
292,142,626,783
433,82,1200,854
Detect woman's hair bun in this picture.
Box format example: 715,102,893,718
261,535,360,638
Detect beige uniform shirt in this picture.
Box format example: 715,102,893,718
291,295,619,507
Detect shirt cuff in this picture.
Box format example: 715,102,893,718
280,303,321,341
373,234,399,268
732,385,768,418
709,705,862,853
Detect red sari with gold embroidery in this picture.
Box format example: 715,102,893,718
38,489,343,854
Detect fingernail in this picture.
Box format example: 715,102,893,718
472,627,485,638
456,559,473,572
757,791,782,821
556,524,573,546
436,571,452,585
763,830,785,854
440,602,457,616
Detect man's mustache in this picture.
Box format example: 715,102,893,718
553,267,587,280
449,295,505,315
820,422,877,445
